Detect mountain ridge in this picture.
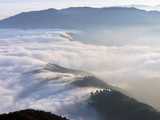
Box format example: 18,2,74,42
0,7,160,29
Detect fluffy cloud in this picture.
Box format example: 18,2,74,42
1,28,160,118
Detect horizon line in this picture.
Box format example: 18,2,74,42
0,5,159,21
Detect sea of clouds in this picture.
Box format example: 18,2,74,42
0,28,160,119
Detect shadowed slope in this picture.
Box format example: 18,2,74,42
0,109,68,120
89,89,160,120
0,7,160,29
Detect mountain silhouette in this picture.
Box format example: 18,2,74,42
89,89,160,120
0,7,160,29
0,109,68,120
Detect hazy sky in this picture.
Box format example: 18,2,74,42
0,0,160,20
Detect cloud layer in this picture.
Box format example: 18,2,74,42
1,28,160,119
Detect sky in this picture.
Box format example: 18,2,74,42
1,0,160,20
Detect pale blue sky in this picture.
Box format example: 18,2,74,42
0,0,160,20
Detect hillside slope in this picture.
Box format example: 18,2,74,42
0,7,160,29
89,89,160,120
0,109,68,120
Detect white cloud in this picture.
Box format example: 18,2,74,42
1,27,160,117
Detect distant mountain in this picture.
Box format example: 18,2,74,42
0,109,68,120
0,7,160,29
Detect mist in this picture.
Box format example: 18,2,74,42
1,27,160,119
74,26,160,110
